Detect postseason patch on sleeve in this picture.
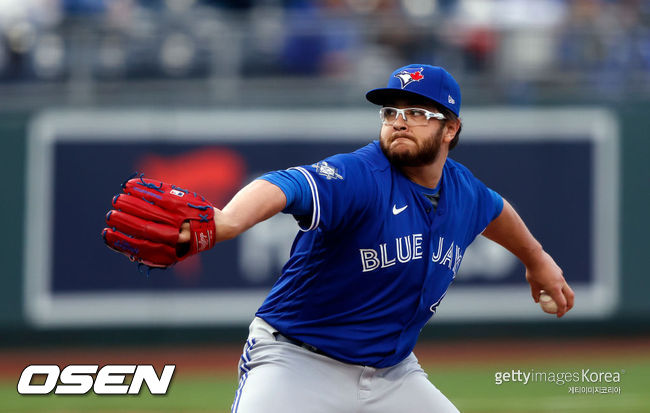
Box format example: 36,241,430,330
295,143,382,232
311,161,343,180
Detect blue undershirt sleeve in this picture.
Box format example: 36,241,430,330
257,169,313,216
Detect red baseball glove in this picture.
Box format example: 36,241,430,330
102,174,216,268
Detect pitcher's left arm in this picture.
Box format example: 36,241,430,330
482,199,575,317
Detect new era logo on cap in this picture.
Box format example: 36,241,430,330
365,64,461,116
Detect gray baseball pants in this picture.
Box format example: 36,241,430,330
231,317,459,413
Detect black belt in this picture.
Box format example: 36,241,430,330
273,332,326,356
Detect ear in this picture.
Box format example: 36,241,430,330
442,119,460,143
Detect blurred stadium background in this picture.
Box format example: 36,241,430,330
1,0,649,412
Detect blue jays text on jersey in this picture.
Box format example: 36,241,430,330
256,141,503,368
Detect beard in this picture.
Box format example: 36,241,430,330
380,128,443,167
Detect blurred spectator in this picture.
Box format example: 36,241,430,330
281,0,359,76
0,0,63,81
557,0,611,72
62,0,106,15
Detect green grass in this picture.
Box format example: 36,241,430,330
2,359,649,412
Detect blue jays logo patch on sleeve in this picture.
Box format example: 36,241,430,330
312,161,343,180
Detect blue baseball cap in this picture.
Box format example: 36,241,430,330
366,64,461,116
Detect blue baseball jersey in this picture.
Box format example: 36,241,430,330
256,141,503,368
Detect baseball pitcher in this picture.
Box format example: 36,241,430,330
103,64,574,412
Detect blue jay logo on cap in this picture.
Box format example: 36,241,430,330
394,67,424,89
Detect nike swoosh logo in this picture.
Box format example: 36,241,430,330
392,204,408,215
